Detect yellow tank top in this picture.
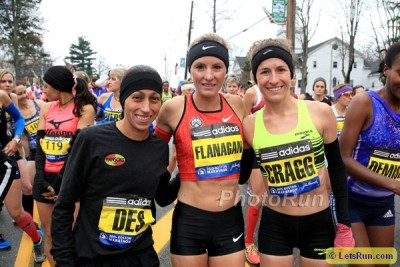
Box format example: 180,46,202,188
253,100,325,197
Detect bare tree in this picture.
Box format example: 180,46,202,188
337,0,364,83
93,56,110,78
369,0,400,61
205,0,233,33
296,0,320,94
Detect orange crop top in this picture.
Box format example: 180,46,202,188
174,94,243,181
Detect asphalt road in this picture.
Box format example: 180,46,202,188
1,188,400,267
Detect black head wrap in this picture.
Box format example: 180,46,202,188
43,66,74,92
187,40,229,72
251,46,294,83
120,65,162,106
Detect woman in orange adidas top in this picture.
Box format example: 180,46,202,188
155,33,252,267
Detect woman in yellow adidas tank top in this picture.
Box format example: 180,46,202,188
242,38,354,267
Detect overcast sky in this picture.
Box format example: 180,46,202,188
39,0,357,82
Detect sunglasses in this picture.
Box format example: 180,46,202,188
341,92,354,98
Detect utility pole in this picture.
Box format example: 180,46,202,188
286,0,295,52
164,52,167,81
184,0,194,80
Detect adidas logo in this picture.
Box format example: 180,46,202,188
383,210,394,218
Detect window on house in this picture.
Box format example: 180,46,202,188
353,62,357,68
333,77,337,87
298,80,302,88
333,61,338,68
313,61,317,68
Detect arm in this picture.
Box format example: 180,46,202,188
51,132,90,266
242,87,256,115
34,103,52,194
77,104,96,128
0,91,23,155
154,171,180,207
155,97,183,141
3,102,25,156
339,94,400,193
95,93,108,121
318,103,351,226
239,114,256,184
316,103,354,247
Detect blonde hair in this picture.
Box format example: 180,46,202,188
0,69,14,81
247,38,295,81
224,74,241,87
109,67,128,81
189,33,229,50
74,71,90,85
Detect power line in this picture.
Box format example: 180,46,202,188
227,15,268,40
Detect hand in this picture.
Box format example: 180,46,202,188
42,185,58,201
2,140,17,157
334,223,355,248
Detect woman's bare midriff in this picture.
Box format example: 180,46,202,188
178,179,240,212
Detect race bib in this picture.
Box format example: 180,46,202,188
40,136,71,162
336,119,344,135
368,148,400,180
258,140,320,197
98,194,154,249
25,117,39,135
104,110,123,122
191,123,242,179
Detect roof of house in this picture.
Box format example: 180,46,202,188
235,56,247,69
234,37,381,75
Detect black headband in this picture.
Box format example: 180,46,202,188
187,40,229,72
251,46,294,83
119,65,162,106
43,66,74,92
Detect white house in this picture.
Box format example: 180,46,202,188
295,37,382,96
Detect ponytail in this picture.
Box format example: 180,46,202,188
73,77,97,117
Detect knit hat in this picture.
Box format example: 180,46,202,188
43,66,74,92
119,65,162,105
312,77,327,90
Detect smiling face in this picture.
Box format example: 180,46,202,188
15,84,28,103
122,89,162,138
256,57,291,102
190,56,226,98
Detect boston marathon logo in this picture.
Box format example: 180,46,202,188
257,140,320,197
191,123,243,179
368,148,400,180
190,117,203,128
